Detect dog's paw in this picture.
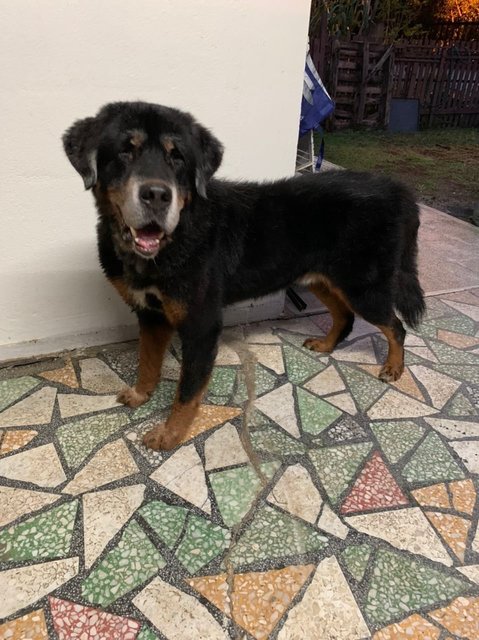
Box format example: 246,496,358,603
142,424,181,451
303,338,333,353
117,386,149,408
379,363,404,383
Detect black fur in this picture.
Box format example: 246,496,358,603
63,101,425,411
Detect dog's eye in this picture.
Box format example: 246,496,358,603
169,148,184,166
119,151,133,163
119,139,136,163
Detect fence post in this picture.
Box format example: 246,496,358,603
355,40,370,125
428,45,448,128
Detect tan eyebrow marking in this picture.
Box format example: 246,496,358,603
129,129,147,148
162,137,175,153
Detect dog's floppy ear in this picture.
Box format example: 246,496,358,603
193,124,223,199
62,116,102,190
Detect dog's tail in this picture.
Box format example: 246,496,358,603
395,199,426,329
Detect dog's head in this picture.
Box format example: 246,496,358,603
63,102,223,258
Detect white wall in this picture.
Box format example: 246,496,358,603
0,0,310,356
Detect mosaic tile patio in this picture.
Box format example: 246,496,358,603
1,289,479,638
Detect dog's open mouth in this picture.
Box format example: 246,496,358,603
129,223,166,256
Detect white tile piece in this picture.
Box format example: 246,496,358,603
150,443,211,513
404,334,427,347
79,358,124,393
424,417,479,440
449,440,479,474
204,422,249,471
472,523,479,554
57,393,121,418
62,439,138,495
304,365,345,396
0,557,79,618
133,576,228,640
332,337,377,364
0,443,66,488
409,365,461,409
457,565,479,585
404,346,439,363
345,508,452,566
268,463,323,524
368,389,437,420
244,324,282,344
326,392,357,415
162,351,181,379
215,341,241,365
317,504,349,540
443,299,479,322
0,387,57,427
277,556,369,640
249,344,285,374
0,486,61,527
83,484,145,568
255,383,300,438
272,317,323,335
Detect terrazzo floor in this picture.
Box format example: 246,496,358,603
1,289,479,639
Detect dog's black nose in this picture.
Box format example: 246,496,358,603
139,183,172,207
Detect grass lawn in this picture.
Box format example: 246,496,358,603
320,128,479,223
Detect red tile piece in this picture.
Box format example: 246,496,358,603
340,451,409,514
49,597,140,639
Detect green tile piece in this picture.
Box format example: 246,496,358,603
283,345,325,384
82,520,165,606
228,505,328,568
210,462,280,527
402,432,465,484
365,548,473,626
425,297,455,319
309,442,372,504
208,367,236,398
277,331,311,349
342,544,372,582
250,426,307,457
0,376,40,412
337,363,386,412
426,314,476,337
0,500,78,562
447,392,477,417
139,501,188,549
414,322,439,339
429,340,479,365
233,365,277,404
434,365,479,385
370,421,425,464
296,387,342,435
175,514,230,574
208,395,231,406
137,628,160,640
132,380,177,420
57,412,129,469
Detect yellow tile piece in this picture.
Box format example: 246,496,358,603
40,358,78,388
425,512,470,562
437,330,479,350
0,608,48,639
430,596,479,639
449,479,476,515
0,429,37,456
188,565,314,640
373,613,440,639
412,483,451,509
179,404,242,444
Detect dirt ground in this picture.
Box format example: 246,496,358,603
320,128,479,224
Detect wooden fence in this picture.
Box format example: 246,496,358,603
312,30,479,129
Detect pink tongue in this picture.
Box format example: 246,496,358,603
135,227,163,251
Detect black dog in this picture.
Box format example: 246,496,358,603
63,101,425,450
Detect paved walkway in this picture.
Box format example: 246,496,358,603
0,209,478,639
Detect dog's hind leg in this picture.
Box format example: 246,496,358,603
303,280,354,353
376,316,406,382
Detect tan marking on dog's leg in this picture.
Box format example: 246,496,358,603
118,321,174,408
303,280,354,353
377,320,405,382
142,381,209,451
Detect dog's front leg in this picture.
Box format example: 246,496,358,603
118,311,173,408
142,316,221,451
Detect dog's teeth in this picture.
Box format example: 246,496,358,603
130,227,137,238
